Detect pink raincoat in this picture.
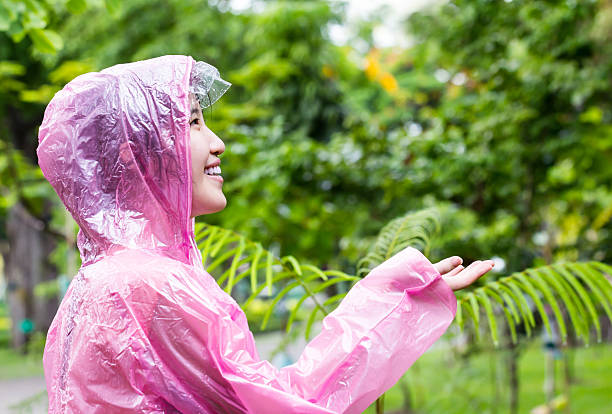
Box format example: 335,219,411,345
38,55,457,413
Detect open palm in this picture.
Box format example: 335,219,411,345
434,256,494,291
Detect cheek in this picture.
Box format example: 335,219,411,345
188,129,226,216
190,132,206,174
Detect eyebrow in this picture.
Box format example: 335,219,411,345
191,107,200,116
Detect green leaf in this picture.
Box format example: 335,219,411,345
514,273,553,336
456,301,464,329
286,291,314,333
525,269,567,343
580,263,612,304
502,279,535,336
19,84,59,103
476,290,498,347
284,275,346,333
48,60,95,84
209,230,235,258
105,0,121,17
357,208,439,277
260,281,300,330
487,283,520,325
66,0,87,14
282,255,302,276
323,293,344,307
251,244,264,293
225,268,252,291
572,263,612,328
552,265,601,343
540,267,589,345
305,306,321,340
244,271,293,308
500,304,517,345
0,12,12,32
199,225,218,263
0,61,26,77
266,251,274,296
460,293,481,342
467,291,480,325
29,28,63,54
303,264,328,281
207,244,240,273
225,237,246,293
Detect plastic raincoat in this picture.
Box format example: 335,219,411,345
38,55,458,413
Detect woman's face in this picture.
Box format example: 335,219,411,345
189,93,226,217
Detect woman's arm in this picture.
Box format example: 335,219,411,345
124,246,459,413
247,246,457,413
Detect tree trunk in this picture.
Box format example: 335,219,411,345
3,202,58,350
505,323,520,414
399,375,415,414
490,350,499,414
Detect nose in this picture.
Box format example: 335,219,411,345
209,130,225,156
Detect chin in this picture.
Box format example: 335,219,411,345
211,196,227,213
192,195,227,217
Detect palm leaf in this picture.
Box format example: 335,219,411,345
194,222,358,337
456,261,612,347
356,208,440,277
196,216,612,351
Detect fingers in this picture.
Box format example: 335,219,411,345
445,264,464,277
462,260,494,284
442,260,495,291
433,256,463,275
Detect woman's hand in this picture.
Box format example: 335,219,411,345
433,256,494,291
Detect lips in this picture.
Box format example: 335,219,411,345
203,159,222,184
206,174,223,184
205,159,220,169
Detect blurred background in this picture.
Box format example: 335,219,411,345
1,0,612,412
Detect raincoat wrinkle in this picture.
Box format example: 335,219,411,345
38,55,457,413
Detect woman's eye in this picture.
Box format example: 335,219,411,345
190,118,199,126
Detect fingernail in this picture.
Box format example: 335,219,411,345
453,256,463,265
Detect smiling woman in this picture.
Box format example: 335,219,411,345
37,55,491,413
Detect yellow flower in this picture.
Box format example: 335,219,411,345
321,65,335,78
365,54,381,80
379,72,398,93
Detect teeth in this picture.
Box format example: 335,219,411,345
204,165,222,175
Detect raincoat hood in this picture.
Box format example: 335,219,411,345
37,55,202,267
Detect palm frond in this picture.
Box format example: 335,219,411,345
457,262,612,347
196,216,612,350
194,222,358,337
356,208,440,277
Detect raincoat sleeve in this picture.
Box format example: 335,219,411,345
140,246,456,414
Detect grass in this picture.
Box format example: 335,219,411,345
0,347,44,380
364,337,612,413
0,301,45,380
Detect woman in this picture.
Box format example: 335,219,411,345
37,55,493,413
